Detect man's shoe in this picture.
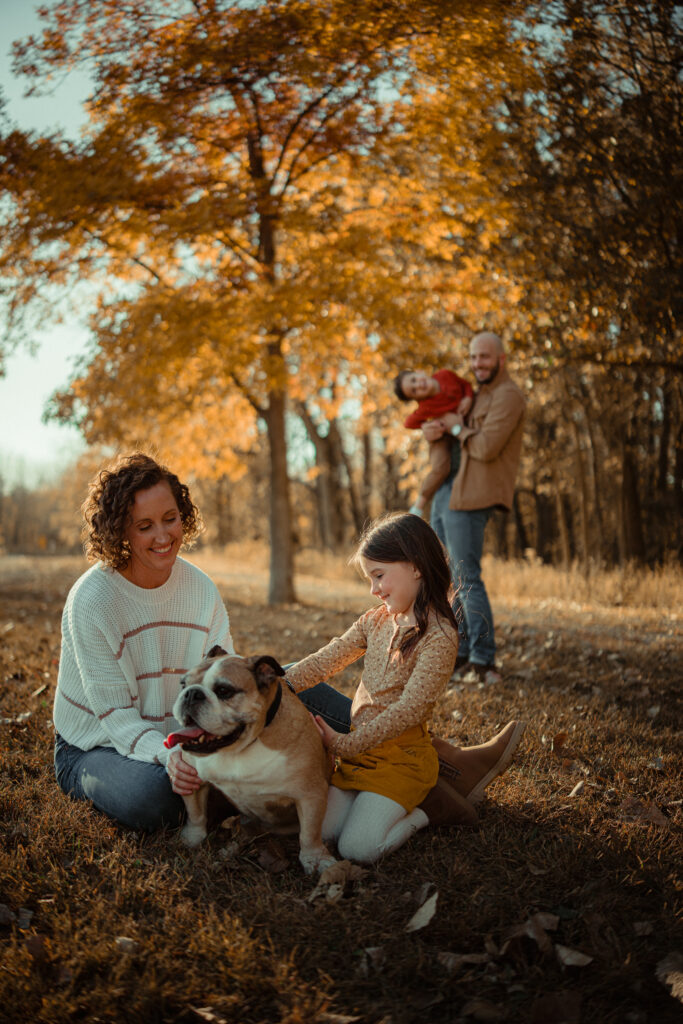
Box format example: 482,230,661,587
432,721,527,806
418,777,479,827
463,662,502,685
449,654,469,684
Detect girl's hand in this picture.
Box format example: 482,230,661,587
166,747,203,795
311,713,342,749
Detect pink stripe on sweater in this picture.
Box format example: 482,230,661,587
114,621,210,660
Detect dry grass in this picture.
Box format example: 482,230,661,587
1,553,681,1023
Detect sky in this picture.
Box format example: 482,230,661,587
0,2,93,487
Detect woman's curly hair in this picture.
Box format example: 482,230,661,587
81,452,203,570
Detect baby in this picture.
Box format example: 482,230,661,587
394,368,473,516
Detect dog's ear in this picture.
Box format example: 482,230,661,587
248,655,285,691
207,645,229,659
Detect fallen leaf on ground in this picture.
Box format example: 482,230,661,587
25,933,48,963
0,904,16,926
307,860,366,902
191,1008,228,1024
437,951,490,974
318,860,366,886
318,1013,362,1023
555,943,593,967
500,912,559,956
357,946,386,975
618,797,668,826
0,711,32,726
656,952,683,1003
461,997,506,1021
551,731,569,752
405,890,438,932
257,838,289,873
17,908,33,929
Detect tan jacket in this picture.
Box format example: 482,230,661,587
450,365,525,512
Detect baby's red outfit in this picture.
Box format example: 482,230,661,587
403,369,473,429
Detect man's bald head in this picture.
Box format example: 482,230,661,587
470,331,505,384
471,331,504,354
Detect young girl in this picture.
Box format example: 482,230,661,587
286,512,466,865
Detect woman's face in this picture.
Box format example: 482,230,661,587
121,480,184,588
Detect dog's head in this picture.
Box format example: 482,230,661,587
166,648,286,756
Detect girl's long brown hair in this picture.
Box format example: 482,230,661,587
352,512,458,662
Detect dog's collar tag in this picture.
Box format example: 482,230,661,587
265,681,283,727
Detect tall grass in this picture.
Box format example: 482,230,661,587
208,541,683,613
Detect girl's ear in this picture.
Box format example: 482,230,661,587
413,566,422,579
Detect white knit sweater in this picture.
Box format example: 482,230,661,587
53,557,234,766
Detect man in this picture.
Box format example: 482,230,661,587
422,332,526,684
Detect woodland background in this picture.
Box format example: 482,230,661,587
1,5,682,1022
1,0,682,601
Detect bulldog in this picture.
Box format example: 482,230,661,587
165,647,336,875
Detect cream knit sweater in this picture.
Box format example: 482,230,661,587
53,557,234,766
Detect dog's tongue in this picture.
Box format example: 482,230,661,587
164,726,204,749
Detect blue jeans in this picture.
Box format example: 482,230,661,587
296,681,351,732
430,481,496,666
53,683,351,832
54,732,186,832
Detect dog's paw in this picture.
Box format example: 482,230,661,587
299,845,336,876
316,851,338,874
180,823,207,848
296,843,333,876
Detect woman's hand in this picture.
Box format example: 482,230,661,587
166,747,202,795
312,713,342,749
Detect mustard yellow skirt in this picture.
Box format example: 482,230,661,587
332,723,438,812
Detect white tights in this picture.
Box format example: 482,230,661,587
322,786,429,865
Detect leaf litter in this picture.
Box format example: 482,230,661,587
1,555,681,1024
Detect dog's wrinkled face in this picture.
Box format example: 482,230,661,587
168,649,285,757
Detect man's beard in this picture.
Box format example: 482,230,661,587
479,359,500,384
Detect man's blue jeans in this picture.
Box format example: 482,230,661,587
430,481,496,666
53,683,351,832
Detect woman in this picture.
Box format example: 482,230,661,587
53,452,231,831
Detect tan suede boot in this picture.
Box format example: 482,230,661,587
432,721,526,805
418,776,479,827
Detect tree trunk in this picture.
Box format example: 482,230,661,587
512,490,530,556
675,419,683,561
329,419,363,534
532,486,553,563
656,377,671,495
327,420,353,544
550,465,572,569
361,430,372,523
618,442,646,564
570,419,590,567
297,403,346,550
264,386,296,603
384,452,402,510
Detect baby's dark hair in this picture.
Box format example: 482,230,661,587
352,512,458,661
81,452,202,570
393,370,414,402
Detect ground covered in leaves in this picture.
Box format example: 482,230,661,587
1,553,681,1023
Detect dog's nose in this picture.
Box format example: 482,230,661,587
184,687,206,706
